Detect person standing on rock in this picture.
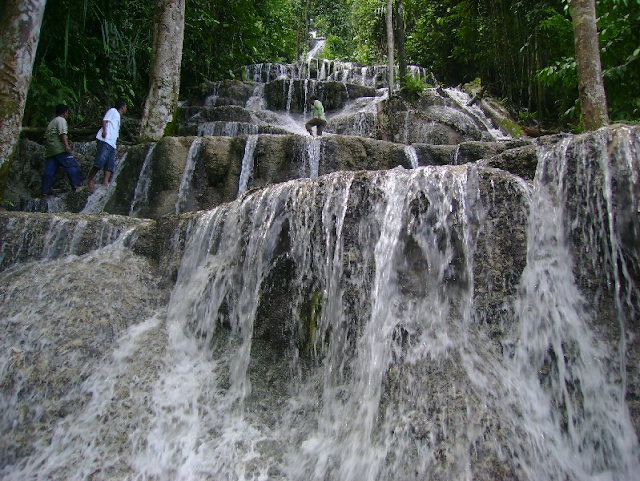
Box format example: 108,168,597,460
87,99,127,189
305,96,327,136
41,104,83,197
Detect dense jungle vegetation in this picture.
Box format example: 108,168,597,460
25,0,640,131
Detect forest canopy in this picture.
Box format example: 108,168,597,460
23,0,640,131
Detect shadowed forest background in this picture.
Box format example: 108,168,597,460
22,0,640,133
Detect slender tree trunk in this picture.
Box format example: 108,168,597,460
386,0,394,95
571,0,609,130
139,0,186,142
0,0,47,198
395,0,407,88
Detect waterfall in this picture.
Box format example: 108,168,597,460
450,144,461,164
503,130,640,479
404,145,419,168
286,77,295,114
246,83,266,111
204,82,220,107
81,152,128,214
303,79,310,118
306,39,325,62
300,137,321,178
40,217,88,258
0,214,145,270
238,135,258,195
129,143,157,217
2,129,640,479
197,121,258,137
443,87,511,141
124,165,487,480
175,138,202,214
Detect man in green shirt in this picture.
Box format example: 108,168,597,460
41,104,83,196
305,96,327,136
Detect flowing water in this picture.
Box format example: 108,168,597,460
129,143,157,217
238,135,259,195
81,152,128,214
3,35,640,480
2,129,639,480
175,138,202,214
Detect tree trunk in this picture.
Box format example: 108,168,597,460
395,0,407,88
571,0,609,130
139,0,186,142
386,0,394,95
0,0,47,198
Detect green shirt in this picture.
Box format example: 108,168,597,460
313,100,327,121
45,116,68,158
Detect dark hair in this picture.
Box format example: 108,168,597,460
310,96,318,103
114,99,126,110
56,104,69,116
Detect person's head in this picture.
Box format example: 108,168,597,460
56,104,69,118
114,99,127,114
309,96,318,105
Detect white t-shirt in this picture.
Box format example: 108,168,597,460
95,107,121,148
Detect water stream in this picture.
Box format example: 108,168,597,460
3,128,638,479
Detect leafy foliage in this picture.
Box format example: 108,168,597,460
23,0,640,131
25,0,154,128
26,0,298,129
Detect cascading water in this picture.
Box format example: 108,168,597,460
3,28,640,481
175,138,202,214
126,164,488,480
404,145,420,168
500,128,640,479
295,137,321,178
197,122,259,137
1,129,640,480
238,135,259,195
443,87,511,141
81,152,128,214
129,143,157,217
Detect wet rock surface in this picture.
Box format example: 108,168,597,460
2,55,640,479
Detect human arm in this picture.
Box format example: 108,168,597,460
101,120,109,139
60,133,72,153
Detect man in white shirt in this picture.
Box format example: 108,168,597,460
87,99,127,189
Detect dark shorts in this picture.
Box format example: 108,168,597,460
94,139,116,172
305,118,327,129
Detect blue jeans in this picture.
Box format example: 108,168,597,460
94,139,116,172
42,152,82,194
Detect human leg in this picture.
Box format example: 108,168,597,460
58,153,83,189
41,157,59,195
305,118,323,136
87,167,99,189
305,118,314,135
316,120,327,136
89,139,112,188
102,144,116,186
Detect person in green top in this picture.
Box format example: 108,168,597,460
41,104,83,196
305,96,327,136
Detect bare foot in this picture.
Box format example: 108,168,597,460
102,182,109,187
87,180,95,190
